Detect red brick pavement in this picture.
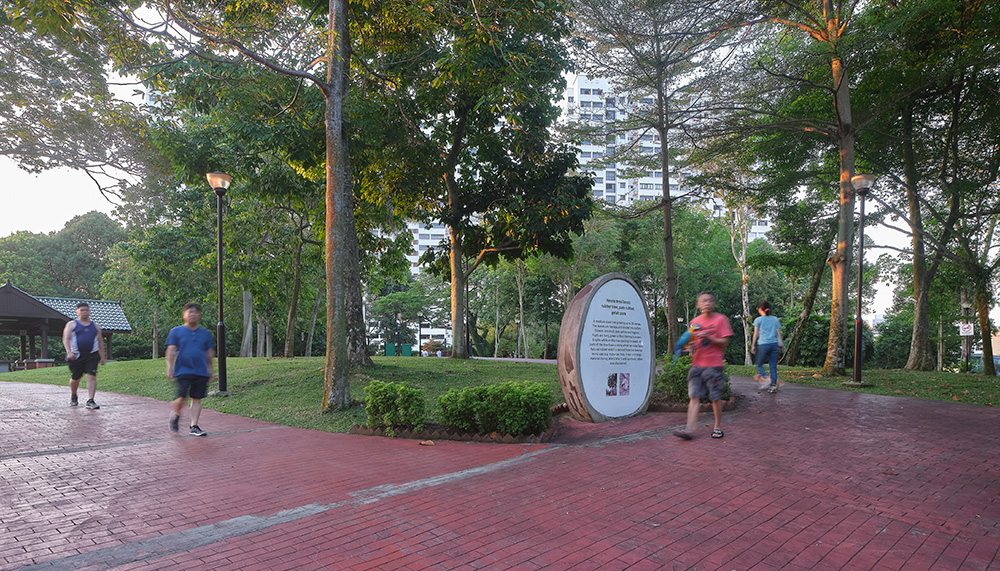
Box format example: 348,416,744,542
2,377,998,570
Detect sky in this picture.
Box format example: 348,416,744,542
1,158,119,237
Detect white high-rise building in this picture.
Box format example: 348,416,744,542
561,74,772,240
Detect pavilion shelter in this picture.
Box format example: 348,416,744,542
0,281,131,371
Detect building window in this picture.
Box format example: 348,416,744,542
639,183,654,190
593,101,603,108
594,89,604,96
606,97,616,107
581,88,591,95
606,183,616,191
581,113,592,120
568,96,574,103
605,110,616,120
581,101,591,107
619,182,626,188
606,171,616,181
581,152,592,158
419,233,430,240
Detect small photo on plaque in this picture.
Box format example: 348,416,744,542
606,372,618,396
619,372,630,396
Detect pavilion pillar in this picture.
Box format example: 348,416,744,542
29,335,36,360
19,331,27,361
40,321,49,359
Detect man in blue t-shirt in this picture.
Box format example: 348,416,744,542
62,302,106,409
166,303,215,436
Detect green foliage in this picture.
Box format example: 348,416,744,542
655,355,731,402
781,314,876,368
363,380,426,436
438,381,553,436
0,212,126,297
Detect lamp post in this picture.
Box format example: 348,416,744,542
207,172,232,395
849,174,877,386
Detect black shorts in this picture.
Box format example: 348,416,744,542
175,375,210,400
68,352,100,380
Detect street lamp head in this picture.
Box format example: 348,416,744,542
851,174,877,197
206,172,232,196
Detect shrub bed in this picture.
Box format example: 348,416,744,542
438,381,553,436
363,380,426,437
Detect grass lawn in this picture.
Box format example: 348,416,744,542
728,364,1000,407
3,357,564,433
4,357,996,434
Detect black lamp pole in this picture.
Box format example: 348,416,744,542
850,174,876,386
207,172,232,394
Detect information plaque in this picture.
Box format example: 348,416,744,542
557,273,655,422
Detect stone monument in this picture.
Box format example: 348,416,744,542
557,273,655,422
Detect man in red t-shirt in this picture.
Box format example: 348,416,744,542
674,291,732,440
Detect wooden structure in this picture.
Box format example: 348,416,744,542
0,281,132,369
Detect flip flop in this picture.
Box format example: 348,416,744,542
673,430,693,440
711,429,724,439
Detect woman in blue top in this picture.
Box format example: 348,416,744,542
751,301,784,393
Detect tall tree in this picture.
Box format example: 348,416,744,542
570,0,744,349
354,0,593,358
852,0,1000,372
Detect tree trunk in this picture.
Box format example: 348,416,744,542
257,315,266,358
493,280,501,358
284,238,304,358
727,205,752,365
446,112,470,359
782,252,827,366
974,280,995,376
266,321,273,358
152,313,158,360
307,286,321,357
322,0,353,409
658,128,679,351
516,261,527,359
901,106,936,371
241,290,254,357
820,50,857,377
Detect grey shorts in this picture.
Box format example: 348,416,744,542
688,366,726,401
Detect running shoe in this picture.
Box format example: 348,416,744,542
85,399,100,409
189,425,207,437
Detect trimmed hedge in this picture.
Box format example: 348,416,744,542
363,380,426,437
437,381,553,436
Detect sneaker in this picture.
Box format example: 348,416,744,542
70,394,78,407
86,399,100,409
189,425,207,437
767,386,778,394
169,414,179,433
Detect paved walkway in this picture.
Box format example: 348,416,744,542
2,377,998,570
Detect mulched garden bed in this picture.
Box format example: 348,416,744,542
349,395,736,443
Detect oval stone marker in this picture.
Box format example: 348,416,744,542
557,273,655,422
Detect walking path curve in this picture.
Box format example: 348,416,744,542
1,376,998,570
